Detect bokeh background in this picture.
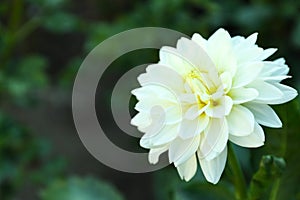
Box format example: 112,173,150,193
0,0,300,199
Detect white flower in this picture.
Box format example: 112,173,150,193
131,28,298,184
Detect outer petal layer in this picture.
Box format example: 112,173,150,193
226,105,255,136
244,102,282,128
198,146,227,184
176,155,197,182
229,123,265,148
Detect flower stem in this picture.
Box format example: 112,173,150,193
269,179,280,200
228,143,247,200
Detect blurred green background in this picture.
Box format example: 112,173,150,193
0,0,300,199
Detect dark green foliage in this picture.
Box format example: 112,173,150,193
153,166,235,200
248,155,286,200
0,113,65,199
0,0,299,199
40,177,124,200
4,54,48,105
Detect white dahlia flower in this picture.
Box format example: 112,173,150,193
131,28,297,184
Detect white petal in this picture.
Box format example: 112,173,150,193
232,62,263,88
220,72,232,93
192,33,207,50
178,114,209,139
144,106,166,132
176,154,197,181
184,104,203,120
207,28,237,76
149,145,169,164
262,75,291,82
132,86,156,100
228,87,258,104
232,33,257,48
134,100,181,125
231,36,245,46
226,105,255,136
176,37,220,88
134,98,171,112
205,96,233,118
244,102,282,128
169,134,200,166
159,46,194,75
250,80,283,103
236,47,263,64
198,118,228,160
132,85,177,103
163,106,183,124
232,34,263,63
177,37,212,70
184,82,193,93
138,64,185,93
229,123,265,148
198,146,227,184
224,96,234,115
179,93,197,104
245,33,258,45
211,85,224,100
140,124,178,148
257,48,277,61
259,61,289,77
274,58,285,65
133,86,183,125
269,83,298,104
131,112,151,131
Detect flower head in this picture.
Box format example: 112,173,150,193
131,28,297,184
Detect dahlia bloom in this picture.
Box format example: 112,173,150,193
131,28,297,184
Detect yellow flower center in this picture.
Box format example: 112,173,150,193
185,69,222,111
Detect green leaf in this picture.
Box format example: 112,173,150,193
18,55,48,86
248,155,286,200
4,54,48,105
247,100,300,199
276,100,300,199
0,113,65,199
174,182,235,200
153,167,234,200
40,177,124,200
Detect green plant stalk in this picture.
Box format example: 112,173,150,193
280,104,288,157
269,179,281,200
9,0,23,31
268,104,288,200
1,0,42,68
228,143,247,200
1,0,23,66
1,14,41,68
